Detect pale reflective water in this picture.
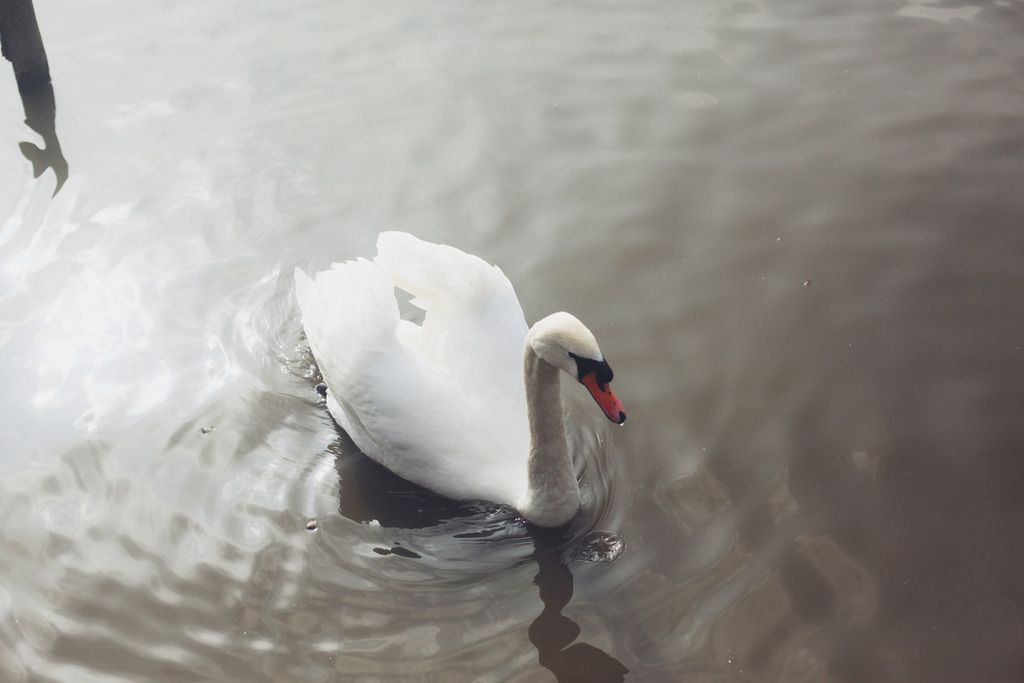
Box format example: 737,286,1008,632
3,0,1024,681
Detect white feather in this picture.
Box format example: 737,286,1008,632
295,233,531,506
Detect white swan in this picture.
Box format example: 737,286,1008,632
294,232,625,527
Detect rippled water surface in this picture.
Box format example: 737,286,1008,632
3,0,1024,681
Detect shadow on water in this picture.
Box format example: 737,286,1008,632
330,428,628,682
0,0,68,192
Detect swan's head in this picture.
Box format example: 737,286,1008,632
529,312,627,425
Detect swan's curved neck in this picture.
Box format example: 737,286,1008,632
519,341,580,527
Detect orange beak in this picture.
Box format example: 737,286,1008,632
582,372,626,425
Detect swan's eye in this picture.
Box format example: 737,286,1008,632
569,352,614,389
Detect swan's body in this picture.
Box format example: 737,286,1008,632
295,232,624,527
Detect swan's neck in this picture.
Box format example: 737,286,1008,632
519,345,580,527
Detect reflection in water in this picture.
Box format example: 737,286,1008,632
17,84,67,192
530,530,629,683
0,0,68,192
329,408,628,681
334,429,477,529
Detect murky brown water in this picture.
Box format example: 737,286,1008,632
3,0,1024,681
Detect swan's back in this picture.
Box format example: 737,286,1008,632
294,233,531,506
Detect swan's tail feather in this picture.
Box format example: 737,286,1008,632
294,259,398,389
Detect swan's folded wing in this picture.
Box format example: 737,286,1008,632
374,232,529,396
295,259,516,501
347,346,524,503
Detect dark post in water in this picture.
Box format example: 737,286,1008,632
0,0,51,91
0,0,68,192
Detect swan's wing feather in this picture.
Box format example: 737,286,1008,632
344,349,522,504
374,232,529,396
295,257,526,504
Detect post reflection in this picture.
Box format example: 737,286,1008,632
17,83,67,192
1,0,68,192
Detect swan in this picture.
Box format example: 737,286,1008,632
294,232,626,527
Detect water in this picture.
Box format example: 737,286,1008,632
2,0,1024,680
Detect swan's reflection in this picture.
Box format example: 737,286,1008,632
330,428,628,682
529,528,629,683
1,0,69,192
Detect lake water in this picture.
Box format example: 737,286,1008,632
2,0,1024,681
